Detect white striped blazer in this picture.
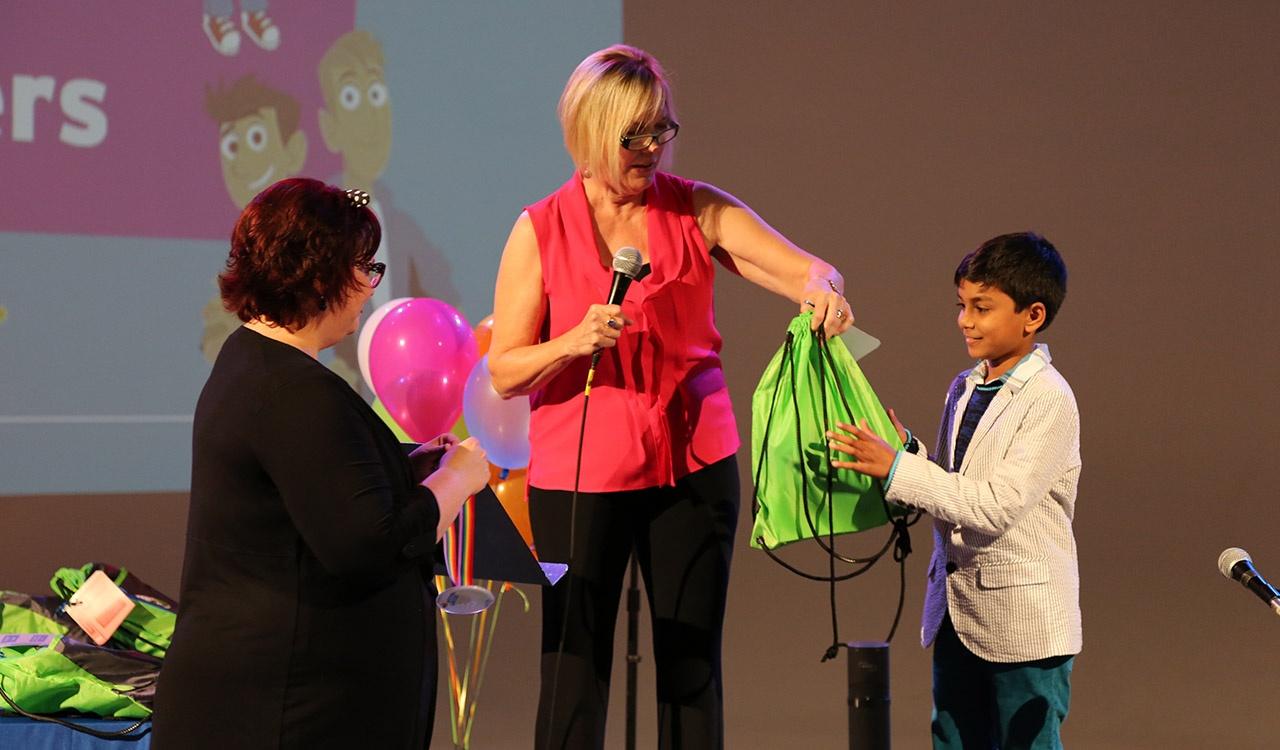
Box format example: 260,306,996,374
886,345,1082,663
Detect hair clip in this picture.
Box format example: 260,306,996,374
344,188,370,208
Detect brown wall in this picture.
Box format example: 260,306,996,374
2,495,188,598
625,2,1280,748
4,3,1278,748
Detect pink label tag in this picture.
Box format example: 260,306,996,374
65,570,135,645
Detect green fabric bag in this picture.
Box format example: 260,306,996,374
0,565,168,731
0,636,154,719
50,563,175,659
751,313,905,550
0,592,69,637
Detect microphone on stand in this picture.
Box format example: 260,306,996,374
1217,547,1280,617
590,246,644,370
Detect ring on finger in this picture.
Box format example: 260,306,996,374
835,309,844,319
803,299,816,307
606,318,620,330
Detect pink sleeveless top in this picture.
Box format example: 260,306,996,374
525,171,739,492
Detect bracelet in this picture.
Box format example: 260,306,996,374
826,278,841,295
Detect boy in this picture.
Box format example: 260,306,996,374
316,30,391,199
205,74,308,212
315,30,395,385
828,232,1080,749
199,75,310,364
317,30,397,319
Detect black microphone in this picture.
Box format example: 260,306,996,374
1218,547,1280,617
590,246,643,368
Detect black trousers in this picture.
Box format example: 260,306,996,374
529,455,740,750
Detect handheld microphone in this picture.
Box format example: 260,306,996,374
1217,547,1280,617
590,246,643,369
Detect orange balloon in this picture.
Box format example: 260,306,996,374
474,315,495,357
489,464,533,549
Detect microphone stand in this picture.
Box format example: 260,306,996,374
625,553,641,750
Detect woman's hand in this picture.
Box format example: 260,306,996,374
826,420,897,480
435,437,489,492
691,182,853,339
422,437,490,539
407,433,460,484
801,278,854,338
489,213,642,397
563,303,631,359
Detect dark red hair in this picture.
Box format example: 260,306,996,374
219,177,381,329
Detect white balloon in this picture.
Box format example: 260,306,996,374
462,354,531,469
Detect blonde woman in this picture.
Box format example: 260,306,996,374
488,45,854,748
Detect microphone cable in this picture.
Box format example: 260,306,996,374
541,247,641,749
540,353,602,750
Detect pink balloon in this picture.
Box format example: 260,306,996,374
368,298,477,442
358,297,411,396
377,370,465,442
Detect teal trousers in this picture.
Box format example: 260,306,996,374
931,614,1074,750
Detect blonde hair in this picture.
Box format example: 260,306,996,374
317,30,385,107
558,45,674,191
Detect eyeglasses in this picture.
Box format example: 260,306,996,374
358,261,386,288
619,123,679,151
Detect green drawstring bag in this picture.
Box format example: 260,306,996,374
750,313,905,550
0,565,169,734
50,563,176,659
0,636,156,719
0,592,69,638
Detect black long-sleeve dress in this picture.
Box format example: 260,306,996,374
153,326,441,749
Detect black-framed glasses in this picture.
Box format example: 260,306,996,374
620,123,679,151
359,261,386,288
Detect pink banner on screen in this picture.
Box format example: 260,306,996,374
0,1,356,239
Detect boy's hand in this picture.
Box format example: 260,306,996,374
887,407,909,445
827,420,897,480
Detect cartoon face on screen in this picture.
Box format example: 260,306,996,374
205,75,308,209
317,30,391,190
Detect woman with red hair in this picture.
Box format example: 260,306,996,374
154,178,488,748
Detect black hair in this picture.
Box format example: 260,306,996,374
954,232,1068,332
